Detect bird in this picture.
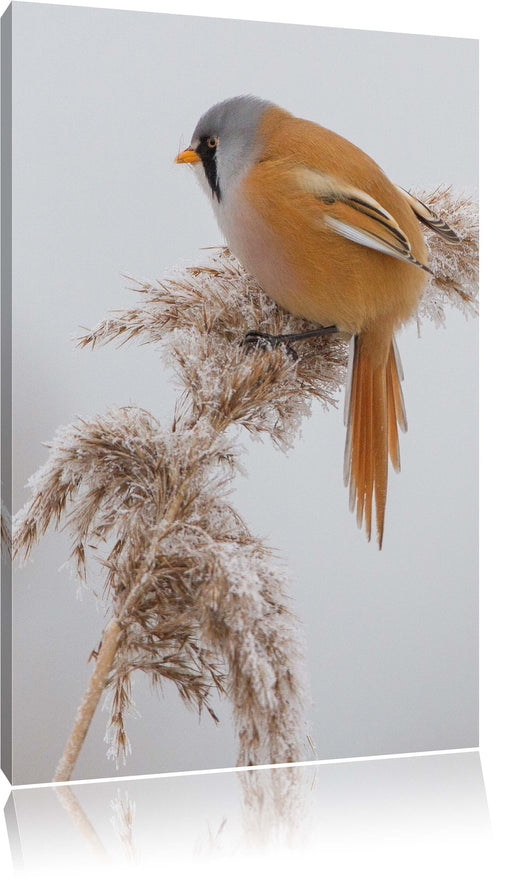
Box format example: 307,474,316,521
175,95,459,548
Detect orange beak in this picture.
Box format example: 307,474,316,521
175,147,200,164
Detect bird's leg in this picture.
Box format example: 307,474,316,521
272,324,339,343
242,325,338,360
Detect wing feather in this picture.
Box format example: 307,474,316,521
294,167,432,273
325,216,432,274
397,186,460,243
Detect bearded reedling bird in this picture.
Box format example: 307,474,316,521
175,96,460,548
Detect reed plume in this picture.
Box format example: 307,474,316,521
13,187,478,780
1,502,11,560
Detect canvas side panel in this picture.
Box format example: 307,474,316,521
1,2,13,784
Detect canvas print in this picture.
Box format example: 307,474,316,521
2,2,478,785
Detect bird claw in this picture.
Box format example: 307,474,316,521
241,331,299,361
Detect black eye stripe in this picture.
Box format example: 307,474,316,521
197,136,221,201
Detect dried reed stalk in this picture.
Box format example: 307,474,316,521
54,786,110,861
54,619,122,782
13,187,478,781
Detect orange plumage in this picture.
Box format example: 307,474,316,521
237,107,428,547
176,97,459,547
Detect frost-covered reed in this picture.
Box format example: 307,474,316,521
13,187,478,780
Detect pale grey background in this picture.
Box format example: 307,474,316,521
10,2,478,784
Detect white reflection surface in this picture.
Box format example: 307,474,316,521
4,750,489,875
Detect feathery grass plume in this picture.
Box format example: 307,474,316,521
79,248,352,448
413,186,479,326
1,501,12,561
14,405,308,772
14,188,478,779
238,765,311,850
110,790,137,863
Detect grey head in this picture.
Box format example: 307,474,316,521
187,95,274,203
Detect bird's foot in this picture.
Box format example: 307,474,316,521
241,330,299,361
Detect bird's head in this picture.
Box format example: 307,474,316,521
175,95,274,203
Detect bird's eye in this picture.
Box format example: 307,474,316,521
207,136,218,149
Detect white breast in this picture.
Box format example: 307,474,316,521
212,185,297,307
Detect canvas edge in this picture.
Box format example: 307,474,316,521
1,1,13,786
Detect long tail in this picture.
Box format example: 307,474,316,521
343,330,407,549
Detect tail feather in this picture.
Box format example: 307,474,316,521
391,337,407,431
386,361,400,473
373,367,389,547
386,340,407,472
362,366,373,539
343,336,357,484
344,332,407,548
355,382,367,529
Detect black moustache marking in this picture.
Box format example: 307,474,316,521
197,137,221,201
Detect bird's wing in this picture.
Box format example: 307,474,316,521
293,167,432,273
397,186,460,242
